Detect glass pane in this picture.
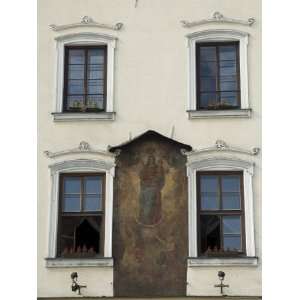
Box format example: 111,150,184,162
64,177,81,193
219,60,237,76
201,194,219,210
219,45,237,61
84,176,102,194
88,49,105,64
87,95,104,110
88,64,104,80
199,93,218,108
69,49,85,64
201,176,218,192
223,235,241,251
83,195,102,211
87,80,104,94
68,80,84,94
222,193,241,209
68,65,84,79
200,77,217,92
223,216,241,234
199,62,217,76
220,92,238,106
220,76,238,91
63,195,80,212
67,95,84,109
200,215,221,253
222,176,241,192
199,46,216,61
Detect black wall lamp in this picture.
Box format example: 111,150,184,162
214,271,229,295
71,272,87,295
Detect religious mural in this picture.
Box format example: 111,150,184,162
110,131,191,297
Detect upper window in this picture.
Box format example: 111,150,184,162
58,173,105,258
197,171,245,256
53,32,117,121
196,42,240,110
63,46,107,112
186,29,250,118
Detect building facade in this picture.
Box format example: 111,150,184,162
38,0,261,299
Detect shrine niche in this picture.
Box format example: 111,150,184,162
110,130,192,297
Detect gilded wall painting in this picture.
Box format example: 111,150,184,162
110,131,191,297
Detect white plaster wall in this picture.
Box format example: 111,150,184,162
38,0,261,298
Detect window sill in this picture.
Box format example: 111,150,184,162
187,256,258,267
52,112,115,122
187,109,251,119
45,257,114,268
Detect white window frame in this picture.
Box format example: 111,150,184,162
46,159,115,267
186,29,251,119
186,156,257,266
52,32,117,121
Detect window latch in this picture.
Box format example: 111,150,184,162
71,272,87,295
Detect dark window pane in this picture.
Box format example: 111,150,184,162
200,77,217,92
68,65,85,79
87,95,104,110
83,195,102,211
68,80,84,94
201,176,218,192
200,46,216,61
219,45,237,61
220,76,238,91
69,49,85,64
220,60,237,76
88,49,105,64
199,62,217,76
223,236,241,251
67,96,84,109
200,215,221,253
63,195,80,212
200,176,219,209
220,92,238,106
222,176,241,192
84,176,102,194
222,193,241,209
223,216,241,234
88,64,104,80
88,80,104,94
199,93,218,108
64,177,81,193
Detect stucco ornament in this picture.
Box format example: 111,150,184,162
44,141,116,158
181,140,260,157
181,11,255,28
49,16,123,31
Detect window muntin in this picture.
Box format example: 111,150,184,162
58,173,105,258
197,171,245,256
196,42,240,110
63,46,107,113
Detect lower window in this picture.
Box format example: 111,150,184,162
197,171,245,256
57,173,105,258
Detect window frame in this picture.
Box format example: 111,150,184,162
63,45,108,113
53,32,117,121
186,29,251,119
195,42,241,110
57,173,106,258
196,171,246,256
46,159,115,267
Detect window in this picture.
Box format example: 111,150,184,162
63,46,107,112
58,174,105,257
196,42,240,110
197,171,245,256
186,29,251,118
53,32,117,121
